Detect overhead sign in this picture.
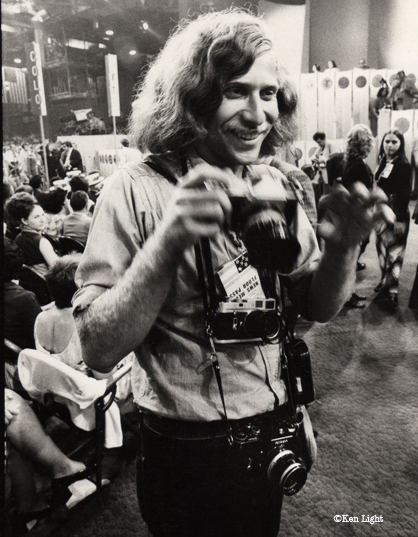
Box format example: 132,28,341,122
24,41,47,116
105,54,120,117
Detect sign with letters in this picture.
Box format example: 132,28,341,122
105,54,120,117
24,42,47,116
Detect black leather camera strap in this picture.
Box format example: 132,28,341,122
195,239,234,446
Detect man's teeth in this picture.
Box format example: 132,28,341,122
233,131,259,140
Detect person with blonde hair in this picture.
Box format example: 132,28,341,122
340,124,375,307
73,9,392,536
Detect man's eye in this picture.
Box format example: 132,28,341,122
224,87,245,98
261,88,278,100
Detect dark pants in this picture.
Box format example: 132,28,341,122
136,420,283,537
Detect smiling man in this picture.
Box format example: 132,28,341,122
73,9,392,537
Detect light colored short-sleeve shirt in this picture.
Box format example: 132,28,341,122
73,154,320,421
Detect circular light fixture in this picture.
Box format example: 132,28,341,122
14,58,22,64
142,21,149,31
129,50,137,56
105,30,114,36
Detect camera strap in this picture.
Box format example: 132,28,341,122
195,239,234,446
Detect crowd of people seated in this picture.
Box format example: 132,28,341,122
2,155,128,534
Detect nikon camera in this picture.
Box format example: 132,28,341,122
231,406,311,496
211,298,285,344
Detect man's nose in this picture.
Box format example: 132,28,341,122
242,95,265,125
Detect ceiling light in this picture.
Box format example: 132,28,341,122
99,43,106,49
103,37,110,41
142,21,149,31
129,50,137,56
14,58,22,64
105,30,114,36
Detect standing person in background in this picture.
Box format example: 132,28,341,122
374,129,412,307
60,141,83,172
72,9,393,537
311,132,339,197
340,124,374,308
369,86,390,137
389,71,418,111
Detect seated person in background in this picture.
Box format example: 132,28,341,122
35,255,133,399
39,178,70,238
5,193,58,279
34,255,83,369
69,174,95,214
5,388,91,534
62,191,92,247
4,237,41,391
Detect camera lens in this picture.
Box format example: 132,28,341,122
244,311,282,340
267,449,307,496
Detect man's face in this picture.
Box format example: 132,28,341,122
196,51,279,171
316,138,326,149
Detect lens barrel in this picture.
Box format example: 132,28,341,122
267,449,307,496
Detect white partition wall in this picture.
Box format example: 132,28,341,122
369,69,388,99
293,140,307,167
335,71,353,139
391,109,415,161
318,70,336,138
299,73,318,140
352,68,370,126
305,140,319,165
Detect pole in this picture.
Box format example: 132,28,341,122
39,115,49,187
113,115,118,162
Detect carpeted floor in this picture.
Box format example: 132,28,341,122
15,202,418,537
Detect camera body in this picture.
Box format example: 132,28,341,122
211,298,284,344
231,408,310,496
229,189,300,274
283,339,315,406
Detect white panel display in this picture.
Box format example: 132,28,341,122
335,71,353,139
299,73,318,141
352,68,370,126
318,70,336,138
391,109,415,161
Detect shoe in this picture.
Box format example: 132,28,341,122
345,295,366,308
388,294,398,307
374,282,383,293
51,464,96,506
352,292,367,301
356,262,366,271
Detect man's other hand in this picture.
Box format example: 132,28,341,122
317,182,395,248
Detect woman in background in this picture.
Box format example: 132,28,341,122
340,124,374,308
5,193,58,279
374,130,412,306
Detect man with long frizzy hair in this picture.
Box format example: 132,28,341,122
73,9,393,536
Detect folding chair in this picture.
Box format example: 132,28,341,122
17,349,133,492
59,236,85,255
18,265,52,306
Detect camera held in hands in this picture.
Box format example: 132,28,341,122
228,176,301,274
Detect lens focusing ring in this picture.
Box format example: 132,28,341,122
267,449,307,496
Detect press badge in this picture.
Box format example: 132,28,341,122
379,163,393,179
217,251,265,301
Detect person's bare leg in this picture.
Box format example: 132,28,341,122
5,389,86,479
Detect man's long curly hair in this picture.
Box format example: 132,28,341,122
128,8,298,157
344,124,374,161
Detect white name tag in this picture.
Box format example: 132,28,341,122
379,163,393,179
217,251,265,301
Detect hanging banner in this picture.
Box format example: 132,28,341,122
24,41,47,116
105,54,120,117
